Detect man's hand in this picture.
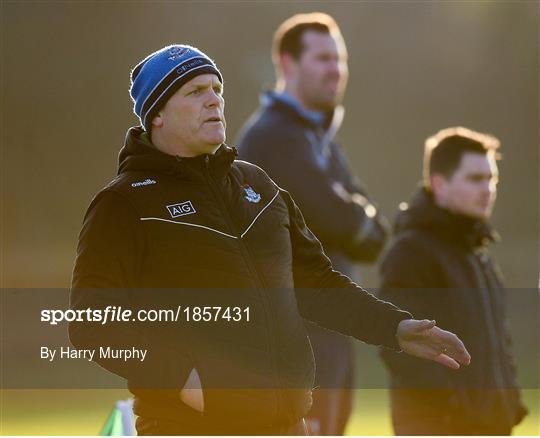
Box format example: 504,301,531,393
396,319,471,369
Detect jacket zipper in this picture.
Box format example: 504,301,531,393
203,156,284,420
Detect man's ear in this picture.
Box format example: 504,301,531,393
280,53,298,78
152,112,164,129
430,173,447,198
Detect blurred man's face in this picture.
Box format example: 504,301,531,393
433,152,498,220
294,31,348,112
152,74,226,157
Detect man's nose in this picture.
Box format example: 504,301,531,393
487,179,497,195
205,89,222,108
480,179,495,197
328,60,341,77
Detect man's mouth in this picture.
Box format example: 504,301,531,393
204,116,222,124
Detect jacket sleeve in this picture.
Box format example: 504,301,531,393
378,236,461,389
328,142,389,261
237,127,387,263
70,190,189,391
280,189,411,349
489,261,528,424
486,259,522,384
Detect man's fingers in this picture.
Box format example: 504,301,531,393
451,340,471,366
443,344,470,366
436,330,471,366
399,320,471,368
428,326,471,366
433,353,460,370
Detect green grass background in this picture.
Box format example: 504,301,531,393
1,389,538,436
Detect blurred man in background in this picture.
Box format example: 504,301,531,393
378,127,527,435
237,12,388,435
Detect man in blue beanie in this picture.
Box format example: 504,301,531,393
70,44,471,435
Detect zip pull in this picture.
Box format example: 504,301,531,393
204,155,210,167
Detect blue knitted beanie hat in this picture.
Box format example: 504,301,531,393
129,44,223,132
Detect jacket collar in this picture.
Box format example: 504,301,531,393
395,187,498,249
262,91,326,127
261,90,344,133
117,126,237,181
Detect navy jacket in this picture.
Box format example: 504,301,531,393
237,92,388,276
70,127,410,432
379,188,527,430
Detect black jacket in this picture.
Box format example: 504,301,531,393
378,187,526,430
70,127,410,430
237,92,387,277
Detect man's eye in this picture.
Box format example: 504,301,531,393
467,175,490,183
214,87,223,95
190,89,201,95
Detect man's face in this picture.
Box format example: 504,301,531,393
153,74,226,157
434,152,498,220
294,31,348,112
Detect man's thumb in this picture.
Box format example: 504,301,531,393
416,319,436,331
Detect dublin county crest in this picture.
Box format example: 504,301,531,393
241,184,261,203
168,46,190,61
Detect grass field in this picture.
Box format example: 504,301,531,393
1,389,538,435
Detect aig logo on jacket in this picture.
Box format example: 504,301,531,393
167,201,196,218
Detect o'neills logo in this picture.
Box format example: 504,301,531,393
131,179,156,187
176,58,205,74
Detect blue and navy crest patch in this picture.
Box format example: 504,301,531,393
241,185,261,203
168,46,190,61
